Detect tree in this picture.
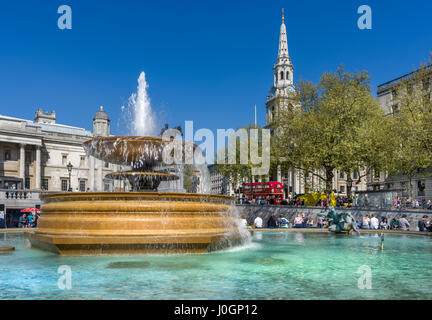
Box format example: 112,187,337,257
273,66,388,198
183,164,196,193
216,124,271,190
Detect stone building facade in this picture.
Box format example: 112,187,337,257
0,107,123,226
368,68,432,201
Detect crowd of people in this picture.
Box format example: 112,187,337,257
244,213,432,232
17,212,39,228
393,197,432,210
238,195,432,210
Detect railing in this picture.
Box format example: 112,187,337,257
0,189,42,201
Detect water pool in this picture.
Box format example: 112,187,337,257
1,231,431,300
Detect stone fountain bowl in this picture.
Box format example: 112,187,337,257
25,192,246,256
83,136,195,168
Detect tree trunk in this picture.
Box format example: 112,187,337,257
409,176,414,201
325,167,334,205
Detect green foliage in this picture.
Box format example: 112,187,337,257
216,123,269,186
273,66,387,194
183,164,195,193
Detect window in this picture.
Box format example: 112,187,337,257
339,172,344,179
392,104,399,115
25,151,32,164
42,178,49,191
340,186,345,193
25,177,30,189
61,179,68,191
104,183,110,192
280,71,284,80
104,162,109,168
374,170,380,179
4,150,11,161
79,180,86,192
418,180,426,197
62,155,67,166
80,156,85,167
353,170,358,180
286,71,289,80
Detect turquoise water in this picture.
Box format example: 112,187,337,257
1,232,431,300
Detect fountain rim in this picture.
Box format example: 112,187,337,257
83,135,197,146
39,192,235,202
106,171,179,180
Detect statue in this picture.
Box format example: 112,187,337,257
319,207,358,234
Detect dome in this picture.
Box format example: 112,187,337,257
93,106,110,121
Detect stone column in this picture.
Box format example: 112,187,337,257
277,165,282,183
97,159,103,191
89,156,95,191
35,146,41,190
19,144,25,188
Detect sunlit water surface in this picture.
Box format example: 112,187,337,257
1,232,431,300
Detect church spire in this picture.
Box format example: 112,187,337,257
278,8,289,59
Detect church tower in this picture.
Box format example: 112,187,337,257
265,9,303,196
265,9,296,128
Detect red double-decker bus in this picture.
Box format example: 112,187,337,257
243,182,284,205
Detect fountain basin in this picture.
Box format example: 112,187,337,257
25,192,244,256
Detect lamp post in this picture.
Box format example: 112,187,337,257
67,162,73,192
347,175,353,201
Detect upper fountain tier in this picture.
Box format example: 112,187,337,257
83,136,194,170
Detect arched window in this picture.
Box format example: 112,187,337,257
280,71,284,80
286,71,290,80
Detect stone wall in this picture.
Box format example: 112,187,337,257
236,205,432,232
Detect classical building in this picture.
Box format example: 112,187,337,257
208,164,232,195
0,107,122,227
367,67,432,201
264,10,367,199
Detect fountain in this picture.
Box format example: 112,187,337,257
24,73,247,256
25,136,246,255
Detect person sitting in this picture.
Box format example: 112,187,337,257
27,213,35,228
302,213,308,227
317,216,324,228
306,218,313,228
279,217,289,228
253,215,263,229
418,215,428,232
240,216,248,228
18,214,27,228
362,214,370,229
390,218,399,230
267,216,278,229
398,215,410,231
293,214,303,228
370,214,379,230
379,217,389,230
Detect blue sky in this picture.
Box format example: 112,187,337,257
0,0,431,135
